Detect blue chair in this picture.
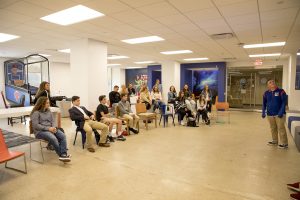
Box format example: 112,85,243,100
159,104,175,127
288,116,300,131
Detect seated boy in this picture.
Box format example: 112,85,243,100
118,93,139,134
96,95,126,141
69,96,110,153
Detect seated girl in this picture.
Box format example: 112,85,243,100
30,97,71,162
197,95,210,125
151,85,165,112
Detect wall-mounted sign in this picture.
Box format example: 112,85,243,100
254,59,263,66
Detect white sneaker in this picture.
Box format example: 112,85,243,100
180,121,185,126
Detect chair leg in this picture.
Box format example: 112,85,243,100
145,120,148,130
30,141,45,164
155,116,157,128
73,131,78,145
172,115,175,126
159,115,162,125
5,155,27,174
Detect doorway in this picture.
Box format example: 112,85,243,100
227,66,283,109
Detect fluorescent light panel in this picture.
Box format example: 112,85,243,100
249,53,281,57
0,33,19,42
134,61,155,64
122,36,164,44
243,42,286,48
107,64,121,66
184,57,209,61
297,53,300,55
107,55,129,60
40,5,104,26
58,49,70,53
161,50,193,55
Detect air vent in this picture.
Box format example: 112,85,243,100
210,33,234,40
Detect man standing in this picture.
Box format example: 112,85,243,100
262,79,288,149
69,96,110,152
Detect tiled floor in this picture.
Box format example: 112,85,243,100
0,111,299,200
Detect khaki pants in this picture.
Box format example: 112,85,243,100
123,113,139,128
83,120,108,148
267,115,288,145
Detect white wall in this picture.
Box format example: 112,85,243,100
49,62,72,97
111,67,126,89
161,61,180,102
287,54,300,110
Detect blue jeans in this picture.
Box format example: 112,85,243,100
36,129,67,157
152,100,165,111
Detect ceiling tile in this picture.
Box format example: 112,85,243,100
167,0,214,12
137,2,179,18
5,1,52,18
258,0,300,12
217,0,258,17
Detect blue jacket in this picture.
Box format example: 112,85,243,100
262,87,287,117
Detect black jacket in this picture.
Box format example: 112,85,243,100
34,90,56,106
109,91,121,104
69,106,93,129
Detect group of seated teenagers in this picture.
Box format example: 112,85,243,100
168,84,212,126
29,80,213,163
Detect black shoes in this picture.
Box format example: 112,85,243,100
129,127,139,134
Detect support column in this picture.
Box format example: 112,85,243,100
287,53,300,110
70,38,108,110
161,61,180,102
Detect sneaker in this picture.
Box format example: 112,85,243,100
117,135,126,141
287,182,300,192
267,141,278,146
180,121,185,126
129,127,138,134
59,154,71,162
290,193,300,200
278,144,288,149
108,135,115,142
87,147,95,153
99,142,110,147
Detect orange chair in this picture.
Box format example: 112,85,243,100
0,129,27,174
215,96,230,124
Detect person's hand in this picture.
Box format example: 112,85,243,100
48,127,57,133
84,115,90,120
90,115,95,120
262,112,266,118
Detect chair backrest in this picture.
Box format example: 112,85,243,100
29,121,34,135
1,91,9,108
136,103,147,114
0,129,9,153
115,105,121,117
216,102,229,110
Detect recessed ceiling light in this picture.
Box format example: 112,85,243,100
297,53,300,55
243,42,286,48
108,55,129,60
249,53,281,57
160,50,193,55
40,5,104,26
134,61,155,64
58,49,70,53
122,36,164,44
0,33,19,43
125,66,147,69
107,64,121,66
183,58,209,61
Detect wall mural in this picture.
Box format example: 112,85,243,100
193,70,218,96
125,68,148,92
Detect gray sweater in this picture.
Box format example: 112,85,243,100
31,110,55,135
118,100,132,116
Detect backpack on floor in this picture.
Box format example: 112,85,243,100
186,117,198,127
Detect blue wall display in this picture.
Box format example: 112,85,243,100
296,53,300,90
5,85,30,106
5,61,25,85
180,62,226,101
125,68,148,92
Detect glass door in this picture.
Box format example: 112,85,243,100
227,67,282,109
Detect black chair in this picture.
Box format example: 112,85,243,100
73,120,100,149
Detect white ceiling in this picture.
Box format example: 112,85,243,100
0,0,299,66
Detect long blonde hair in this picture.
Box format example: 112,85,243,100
30,97,49,115
35,81,50,98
